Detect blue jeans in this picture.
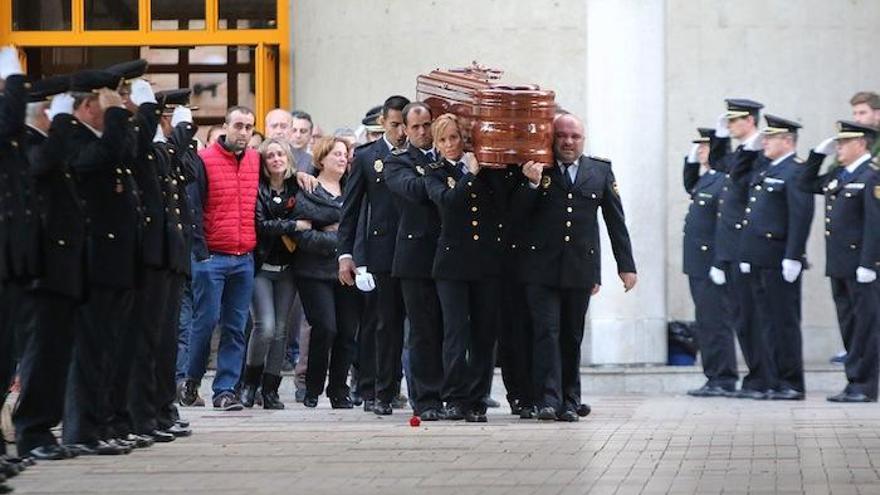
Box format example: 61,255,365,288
175,280,193,381
186,253,255,399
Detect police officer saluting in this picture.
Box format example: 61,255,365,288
800,121,880,402
740,115,814,400
515,113,637,422
683,128,739,397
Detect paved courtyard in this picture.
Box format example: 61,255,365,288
8,381,880,495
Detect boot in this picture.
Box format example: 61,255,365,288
240,365,264,408
261,373,285,410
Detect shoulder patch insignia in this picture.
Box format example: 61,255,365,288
589,155,611,164
416,165,425,176
541,175,551,189
612,181,620,196
374,159,384,173
447,176,456,189
828,179,839,191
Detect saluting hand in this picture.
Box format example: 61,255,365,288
97,88,124,110
619,272,637,292
522,161,542,185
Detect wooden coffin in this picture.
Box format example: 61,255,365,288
416,64,555,168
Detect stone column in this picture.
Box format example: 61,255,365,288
582,0,667,365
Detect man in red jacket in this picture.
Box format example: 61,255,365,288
180,106,260,411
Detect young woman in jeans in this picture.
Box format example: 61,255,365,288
241,138,311,409
292,137,360,409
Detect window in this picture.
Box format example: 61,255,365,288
84,0,139,30
13,0,72,31
218,0,277,30
151,0,206,31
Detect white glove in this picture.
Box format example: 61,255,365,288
714,113,730,138
856,266,877,284
129,79,156,106
781,259,802,283
709,266,726,285
153,124,166,143
355,266,376,292
0,46,23,79
171,105,193,127
743,132,764,151
814,137,836,156
739,262,751,274
45,93,75,120
686,144,700,164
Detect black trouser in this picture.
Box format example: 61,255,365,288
157,273,187,430
688,275,738,389
435,278,500,412
498,264,533,407
400,277,444,414
373,272,405,403
525,284,590,414
831,277,879,398
63,287,135,444
750,267,804,392
297,278,360,399
14,291,78,453
2,282,34,455
127,268,172,435
355,291,377,400
722,263,769,391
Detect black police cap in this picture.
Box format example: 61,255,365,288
28,74,70,102
361,105,382,126
725,98,764,119
762,114,802,136
105,59,148,82
69,69,123,93
836,120,878,140
692,127,713,143
157,88,192,107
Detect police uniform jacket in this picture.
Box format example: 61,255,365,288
131,102,167,269
383,144,440,279
254,177,300,268
512,155,636,289
158,121,197,277
291,184,344,281
424,160,507,281
799,151,877,278
338,137,398,272
682,160,724,277
712,146,769,265
862,168,880,270
67,107,142,289
739,154,814,268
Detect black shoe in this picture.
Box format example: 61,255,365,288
66,440,130,456
557,410,579,422
330,396,354,409
537,407,557,421
125,434,154,449
179,379,205,407
175,419,190,429
733,388,767,400
374,401,393,415
508,400,523,416
363,399,375,412
519,405,537,419
240,365,264,408
444,405,465,421
165,423,193,437
28,445,67,461
5,457,34,468
827,391,875,403
391,394,409,409
303,395,319,408
769,388,804,401
687,384,729,397
146,430,176,443
465,410,488,423
0,460,20,479
0,482,10,494
213,392,244,411
260,373,286,410
420,409,442,421
576,403,591,417
482,396,501,408
109,438,135,451
295,388,307,403
350,390,363,407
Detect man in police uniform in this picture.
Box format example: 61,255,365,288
799,121,880,402
709,98,772,399
683,128,739,397
739,115,813,400
338,95,409,415
515,114,637,421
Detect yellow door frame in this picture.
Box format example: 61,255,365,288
0,0,290,128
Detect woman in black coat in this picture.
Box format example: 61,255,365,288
292,136,360,408
241,138,311,409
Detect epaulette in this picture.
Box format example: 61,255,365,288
589,155,611,164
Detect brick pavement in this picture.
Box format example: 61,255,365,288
7,383,880,495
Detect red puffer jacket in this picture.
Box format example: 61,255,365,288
198,141,260,255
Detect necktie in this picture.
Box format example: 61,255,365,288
426,150,435,162
562,163,574,188
837,167,851,182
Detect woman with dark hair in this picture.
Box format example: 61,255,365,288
292,136,360,408
240,138,311,409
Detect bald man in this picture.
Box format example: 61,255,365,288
265,108,314,174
